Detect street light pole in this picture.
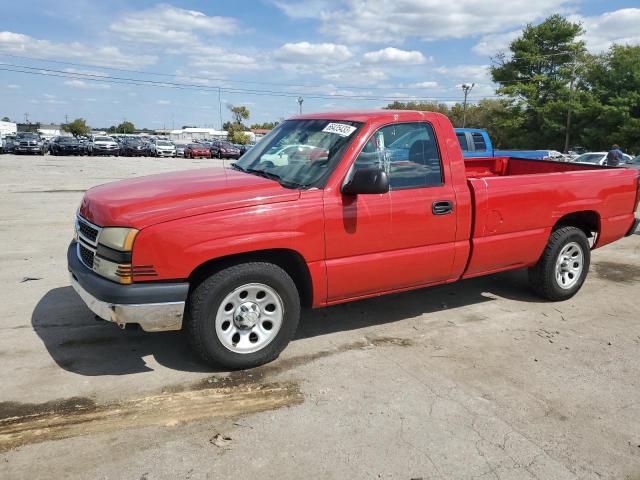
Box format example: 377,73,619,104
297,97,304,115
461,83,474,128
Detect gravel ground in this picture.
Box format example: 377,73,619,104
0,154,639,480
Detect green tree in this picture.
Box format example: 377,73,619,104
62,118,90,137
117,121,135,134
225,122,251,144
490,14,586,150
250,121,279,130
1,116,10,122
579,45,640,153
228,105,250,125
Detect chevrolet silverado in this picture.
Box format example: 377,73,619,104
69,111,640,369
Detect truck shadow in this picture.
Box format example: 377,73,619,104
32,269,540,376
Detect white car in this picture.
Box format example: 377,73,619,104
260,144,321,166
89,136,120,156
572,151,633,166
149,139,176,157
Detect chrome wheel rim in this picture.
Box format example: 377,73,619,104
555,242,584,289
215,283,284,354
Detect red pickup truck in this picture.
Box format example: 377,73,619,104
69,111,640,368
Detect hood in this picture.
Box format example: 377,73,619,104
79,168,301,229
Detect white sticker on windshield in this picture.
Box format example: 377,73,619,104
322,123,357,137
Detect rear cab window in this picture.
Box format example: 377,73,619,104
471,132,487,152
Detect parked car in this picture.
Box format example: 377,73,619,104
210,140,241,159
49,136,83,156
88,136,120,156
120,139,148,157
14,132,46,155
149,139,176,157
622,155,640,170
68,110,639,369
455,128,568,160
260,144,321,166
183,143,211,158
174,143,187,157
571,152,633,166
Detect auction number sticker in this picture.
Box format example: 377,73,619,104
322,123,357,137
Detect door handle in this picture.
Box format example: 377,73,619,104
432,200,454,215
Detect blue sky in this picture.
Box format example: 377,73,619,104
1,0,638,129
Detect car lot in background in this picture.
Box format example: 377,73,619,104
571,151,634,165
183,143,212,158
174,143,186,157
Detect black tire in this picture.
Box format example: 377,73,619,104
186,262,301,369
528,226,590,301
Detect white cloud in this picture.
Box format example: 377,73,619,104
276,0,572,43
273,42,353,64
272,0,333,18
186,46,260,71
63,79,110,90
7,84,21,89
156,99,171,105
111,4,238,45
434,64,491,82
409,81,439,88
472,30,520,56
0,31,156,68
322,68,388,85
362,47,429,65
570,8,640,53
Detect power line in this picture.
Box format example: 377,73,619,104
0,63,498,102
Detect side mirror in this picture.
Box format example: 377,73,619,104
341,168,390,195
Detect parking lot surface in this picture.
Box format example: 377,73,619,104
1,154,639,479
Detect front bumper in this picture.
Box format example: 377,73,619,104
15,146,42,152
626,218,640,236
156,150,176,157
92,146,119,154
67,242,189,332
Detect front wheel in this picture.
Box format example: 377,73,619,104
186,262,301,369
528,226,590,301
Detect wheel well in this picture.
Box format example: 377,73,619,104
188,249,313,308
553,211,600,238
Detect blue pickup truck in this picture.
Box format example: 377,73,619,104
455,128,566,161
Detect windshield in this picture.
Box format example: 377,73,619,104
17,133,39,139
574,153,604,164
157,140,172,146
94,136,113,142
234,119,363,189
58,137,76,143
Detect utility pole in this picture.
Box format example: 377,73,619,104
461,83,474,128
65,114,69,125
297,97,304,115
218,87,223,130
24,113,29,123
564,58,577,154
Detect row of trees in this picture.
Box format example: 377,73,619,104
387,15,640,153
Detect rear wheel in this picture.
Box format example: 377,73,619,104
528,226,590,301
186,262,300,369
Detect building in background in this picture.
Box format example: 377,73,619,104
169,127,231,143
0,120,17,136
38,123,64,139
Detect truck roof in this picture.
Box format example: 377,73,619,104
292,110,445,124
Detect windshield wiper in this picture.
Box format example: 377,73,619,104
230,162,245,172
245,168,300,189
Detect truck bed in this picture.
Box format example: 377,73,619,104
461,156,639,279
464,156,605,178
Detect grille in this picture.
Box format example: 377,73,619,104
78,217,99,243
79,243,95,268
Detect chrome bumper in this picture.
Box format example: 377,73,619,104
69,273,185,332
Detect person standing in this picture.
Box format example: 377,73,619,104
605,144,623,166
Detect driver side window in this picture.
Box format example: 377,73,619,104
353,122,443,189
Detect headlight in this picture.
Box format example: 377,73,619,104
97,227,138,251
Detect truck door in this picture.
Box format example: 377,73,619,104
324,121,458,302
